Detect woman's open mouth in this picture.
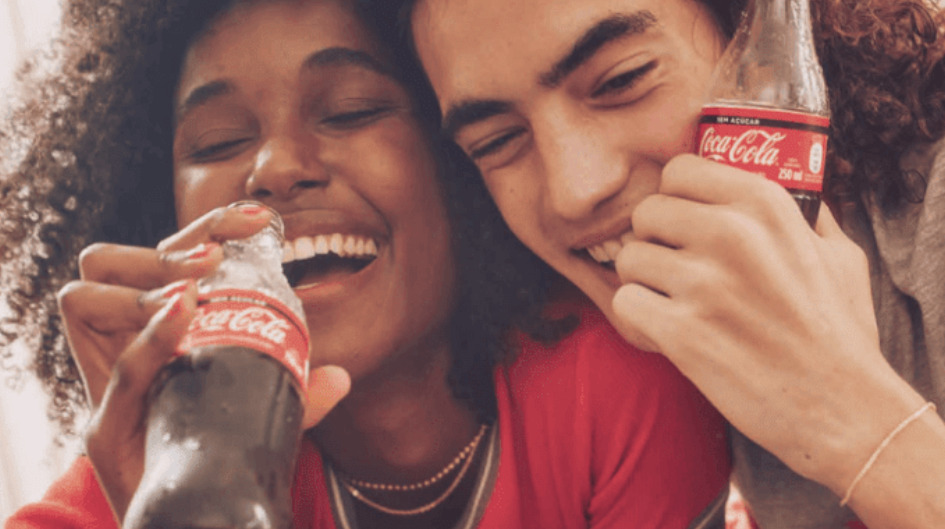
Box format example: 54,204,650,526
282,233,378,287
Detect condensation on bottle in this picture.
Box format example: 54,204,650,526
123,201,309,529
697,0,830,226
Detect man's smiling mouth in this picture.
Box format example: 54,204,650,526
581,230,636,267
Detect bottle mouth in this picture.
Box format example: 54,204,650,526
227,200,285,239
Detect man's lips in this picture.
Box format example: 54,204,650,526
584,230,636,264
573,229,637,266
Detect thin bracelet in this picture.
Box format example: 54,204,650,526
839,401,937,507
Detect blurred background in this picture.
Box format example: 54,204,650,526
1,0,79,522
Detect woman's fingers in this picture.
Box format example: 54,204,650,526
58,279,196,406
84,284,197,520
80,205,273,290
79,242,222,290
156,203,273,253
302,365,351,429
96,286,196,432
59,280,190,333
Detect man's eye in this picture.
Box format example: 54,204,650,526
468,128,526,160
321,106,393,128
591,61,657,98
190,138,251,162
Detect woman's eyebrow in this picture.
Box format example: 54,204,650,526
301,47,394,78
176,48,394,123
176,79,233,122
539,10,657,88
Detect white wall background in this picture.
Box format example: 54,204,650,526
0,0,80,523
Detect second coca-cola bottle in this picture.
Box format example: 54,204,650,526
697,0,830,226
124,202,309,529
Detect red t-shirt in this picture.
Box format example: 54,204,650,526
6,303,730,528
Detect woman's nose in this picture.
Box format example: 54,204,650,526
245,133,329,200
536,122,629,222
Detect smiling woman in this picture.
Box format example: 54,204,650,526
1,0,731,528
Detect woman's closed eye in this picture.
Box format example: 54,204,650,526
188,132,254,162
591,60,658,99
320,103,397,129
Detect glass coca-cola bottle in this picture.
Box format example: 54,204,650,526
124,201,309,529
697,0,830,226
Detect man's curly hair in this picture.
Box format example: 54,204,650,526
0,0,565,434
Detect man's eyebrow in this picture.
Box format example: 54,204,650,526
441,100,513,139
302,47,394,78
539,11,657,88
176,80,233,121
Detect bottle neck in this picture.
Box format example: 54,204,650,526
707,0,828,115
747,0,815,48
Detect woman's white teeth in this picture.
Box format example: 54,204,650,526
294,237,315,260
586,232,634,264
282,234,378,263
330,234,343,254
343,236,357,255
315,235,329,255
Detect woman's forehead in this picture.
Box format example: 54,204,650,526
177,0,386,100
186,0,380,67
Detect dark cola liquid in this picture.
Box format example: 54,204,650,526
124,346,303,529
791,188,821,227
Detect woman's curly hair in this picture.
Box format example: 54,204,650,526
0,0,564,433
691,0,945,208
812,0,945,209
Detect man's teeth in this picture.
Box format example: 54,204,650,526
282,234,378,263
585,232,635,264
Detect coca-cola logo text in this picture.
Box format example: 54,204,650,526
699,127,786,167
189,305,290,345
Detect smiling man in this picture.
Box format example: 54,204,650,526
413,1,723,350
407,0,945,528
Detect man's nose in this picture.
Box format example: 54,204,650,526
245,131,329,201
536,118,629,222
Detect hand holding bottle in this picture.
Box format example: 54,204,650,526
58,205,350,524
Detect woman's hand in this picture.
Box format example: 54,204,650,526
57,206,350,522
609,154,926,490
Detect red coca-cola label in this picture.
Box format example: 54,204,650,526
697,106,830,192
176,288,310,389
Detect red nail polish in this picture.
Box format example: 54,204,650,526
236,204,266,216
161,279,194,299
164,293,185,319
184,242,218,261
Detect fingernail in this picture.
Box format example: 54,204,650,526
184,242,218,261
164,292,186,319
161,279,195,299
235,203,267,216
